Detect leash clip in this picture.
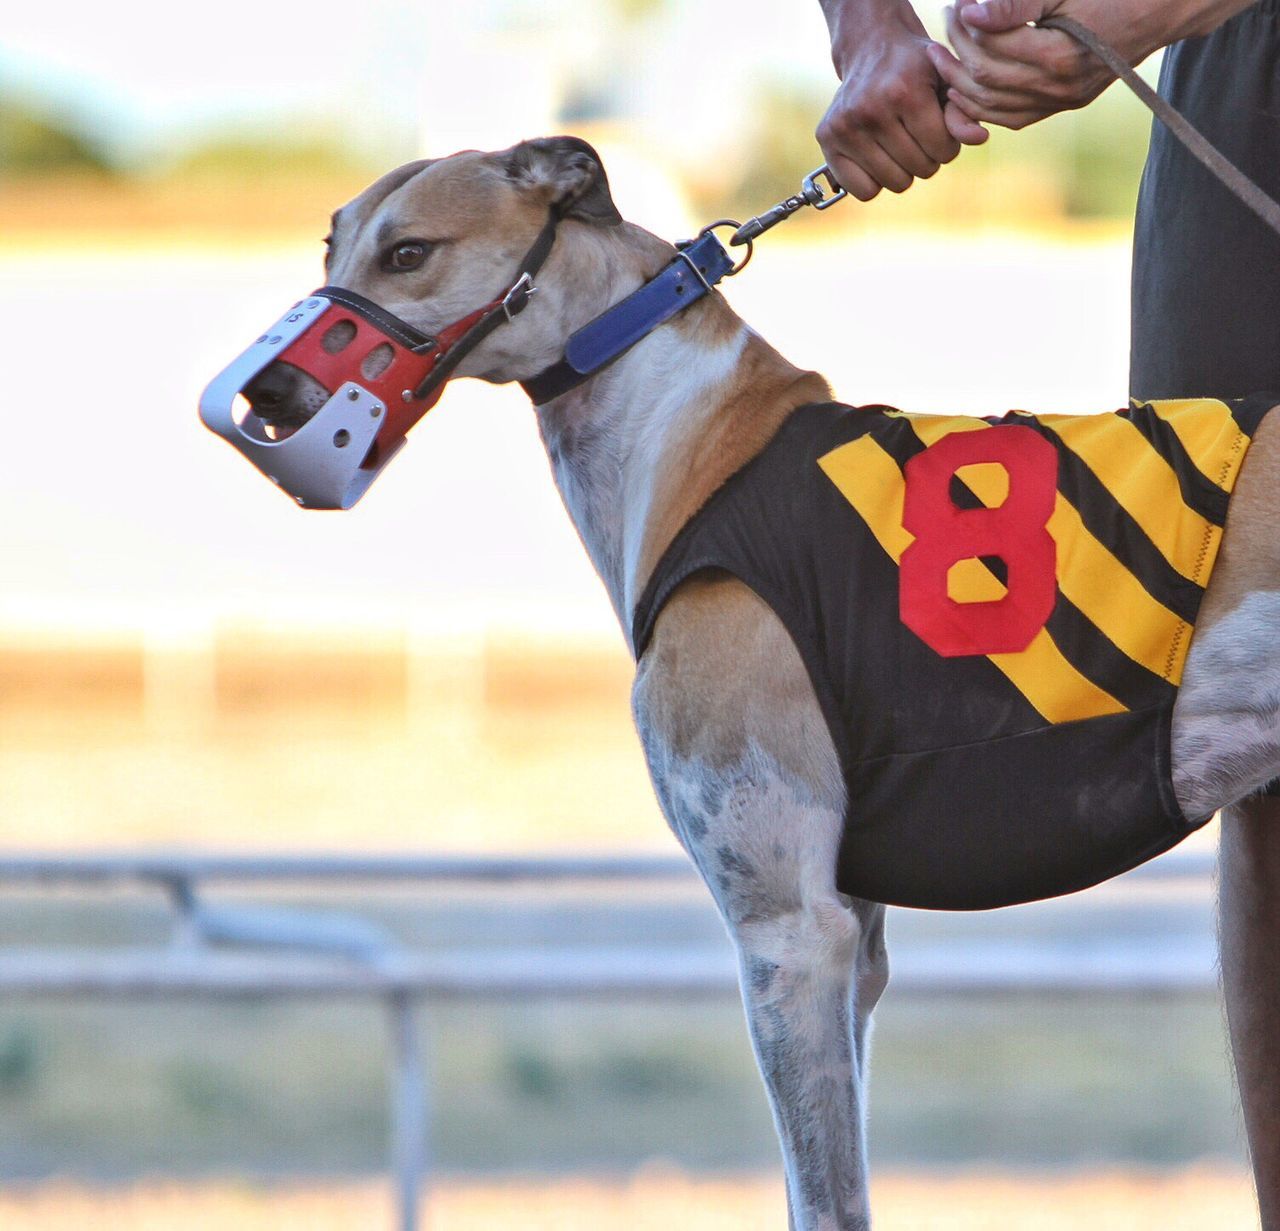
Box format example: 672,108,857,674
731,164,849,246
802,165,848,210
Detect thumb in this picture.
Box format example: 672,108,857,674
957,0,1047,32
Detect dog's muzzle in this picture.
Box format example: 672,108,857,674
200,209,559,510
198,287,474,510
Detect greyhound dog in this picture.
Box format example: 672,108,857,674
228,138,1280,1229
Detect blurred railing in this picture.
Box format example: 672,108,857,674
0,850,1218,1230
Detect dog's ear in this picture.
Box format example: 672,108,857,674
502,136,622,226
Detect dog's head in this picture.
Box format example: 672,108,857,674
242,137,632,434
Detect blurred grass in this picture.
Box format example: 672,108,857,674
0,973,1247,1174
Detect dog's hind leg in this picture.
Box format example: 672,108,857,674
1174,407,1280,815
1174,407,1280,1224
634,574,886,1230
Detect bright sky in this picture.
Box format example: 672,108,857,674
2,0,833,166
3,0,431,164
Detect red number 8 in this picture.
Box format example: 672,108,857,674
899,427,1058,658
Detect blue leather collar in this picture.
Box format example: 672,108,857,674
521,229,738,405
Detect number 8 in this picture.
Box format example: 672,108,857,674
899,427,1058,658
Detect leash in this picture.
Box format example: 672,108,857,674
731,18,1280,247
1039,16,1280,237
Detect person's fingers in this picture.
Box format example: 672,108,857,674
903,64,965,164
945,8,1035,86
817,107,903,198
961,19,1083,75
947,87,1047,129
852,136,919,193
878,119,944,181
946,7,1100,106
942,8,1049,107
956,0,1047,33
818,86,932,194
943,98,989,144
822,151,883,202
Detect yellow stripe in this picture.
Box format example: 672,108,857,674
817,434,913,559
1036,411,1221,584
1048,493,1194,686
907,414,989,447
948,556,1006,603
817,432,1127,722
1142,397,1250,492
989,629,1125,724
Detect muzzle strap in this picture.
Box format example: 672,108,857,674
309,285,437,352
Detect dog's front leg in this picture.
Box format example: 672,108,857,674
633,576,885,1230
733,891,886,1231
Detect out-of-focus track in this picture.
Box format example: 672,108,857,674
0,1168,1255,1231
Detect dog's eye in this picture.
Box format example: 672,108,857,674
383,240,431,273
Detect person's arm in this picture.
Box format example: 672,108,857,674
816,0,989,201
929,0,1262,130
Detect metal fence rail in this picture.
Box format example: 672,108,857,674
0,849,1220,1230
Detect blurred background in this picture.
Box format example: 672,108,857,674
0,0,1256,1227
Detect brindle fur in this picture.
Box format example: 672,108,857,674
246,140,1280,1230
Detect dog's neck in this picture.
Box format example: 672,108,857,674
534,284,830,648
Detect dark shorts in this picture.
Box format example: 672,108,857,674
1132,2,1280,798
1131,0,1280,401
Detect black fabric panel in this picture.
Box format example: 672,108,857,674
835,708,1203,910
1124,402,1230,524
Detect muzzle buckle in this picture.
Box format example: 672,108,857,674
501,272,537,323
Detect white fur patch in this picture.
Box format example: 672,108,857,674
537,323,748,640
1173,590,1280,814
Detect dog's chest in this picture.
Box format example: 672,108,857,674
634,396,1276,909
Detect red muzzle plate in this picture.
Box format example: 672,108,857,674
275,304,445,465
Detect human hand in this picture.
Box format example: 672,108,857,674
817,0,990,200
926,0,1138,130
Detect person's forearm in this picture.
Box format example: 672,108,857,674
1050,0,1260,62
819,0,927,76
1167,0,1261,41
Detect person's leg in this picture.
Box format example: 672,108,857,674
1130,2,1280,403
1131,7,1280,1218
1220,795,1280,1226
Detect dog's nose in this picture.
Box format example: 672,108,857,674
244,362,299,417
242,361,333,434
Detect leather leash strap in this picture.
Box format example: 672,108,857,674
1038,15,1280,237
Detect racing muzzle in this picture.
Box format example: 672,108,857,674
199,287,504,509
199,209,558,509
